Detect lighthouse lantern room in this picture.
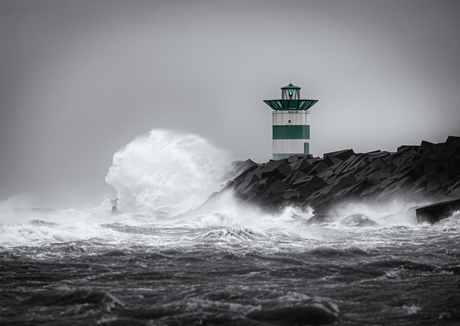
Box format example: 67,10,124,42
263,83,318,160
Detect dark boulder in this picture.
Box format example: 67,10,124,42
446,136,460,144
425,158,457,191
222,159,259,181
283,169,307,185
329,173,357,195
448,180,460,197
416,198,460,224
289,157,314,172
323,155,342,167
397,145,420,152
419,140,435,154
297,175,328,198
324,149,355,161
308,161,329,175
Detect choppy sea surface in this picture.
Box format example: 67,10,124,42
2,130,460,325
1,204,460,326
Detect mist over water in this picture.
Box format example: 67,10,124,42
1,129,460,325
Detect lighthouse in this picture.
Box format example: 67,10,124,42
264,83,318,160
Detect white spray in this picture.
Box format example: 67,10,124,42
105,129,230,216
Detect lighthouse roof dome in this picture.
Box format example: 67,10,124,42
281,83,301,90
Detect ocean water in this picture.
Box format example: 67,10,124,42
1,130,460,326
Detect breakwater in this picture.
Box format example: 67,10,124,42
219,136,460,219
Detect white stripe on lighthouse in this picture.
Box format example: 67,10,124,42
272,111,307,125
273,139,309,154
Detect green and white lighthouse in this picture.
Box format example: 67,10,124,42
264,83,318,160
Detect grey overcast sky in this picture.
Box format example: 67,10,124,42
1,0,460,208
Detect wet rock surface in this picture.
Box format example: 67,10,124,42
416,198,460,224
220,136,460,222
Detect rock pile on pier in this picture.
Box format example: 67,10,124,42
219,136,460,217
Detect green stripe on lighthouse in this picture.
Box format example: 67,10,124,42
304,142,309,155
273,125,310,139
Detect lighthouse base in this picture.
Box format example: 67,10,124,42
273,141,309,160
273,153,306,160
